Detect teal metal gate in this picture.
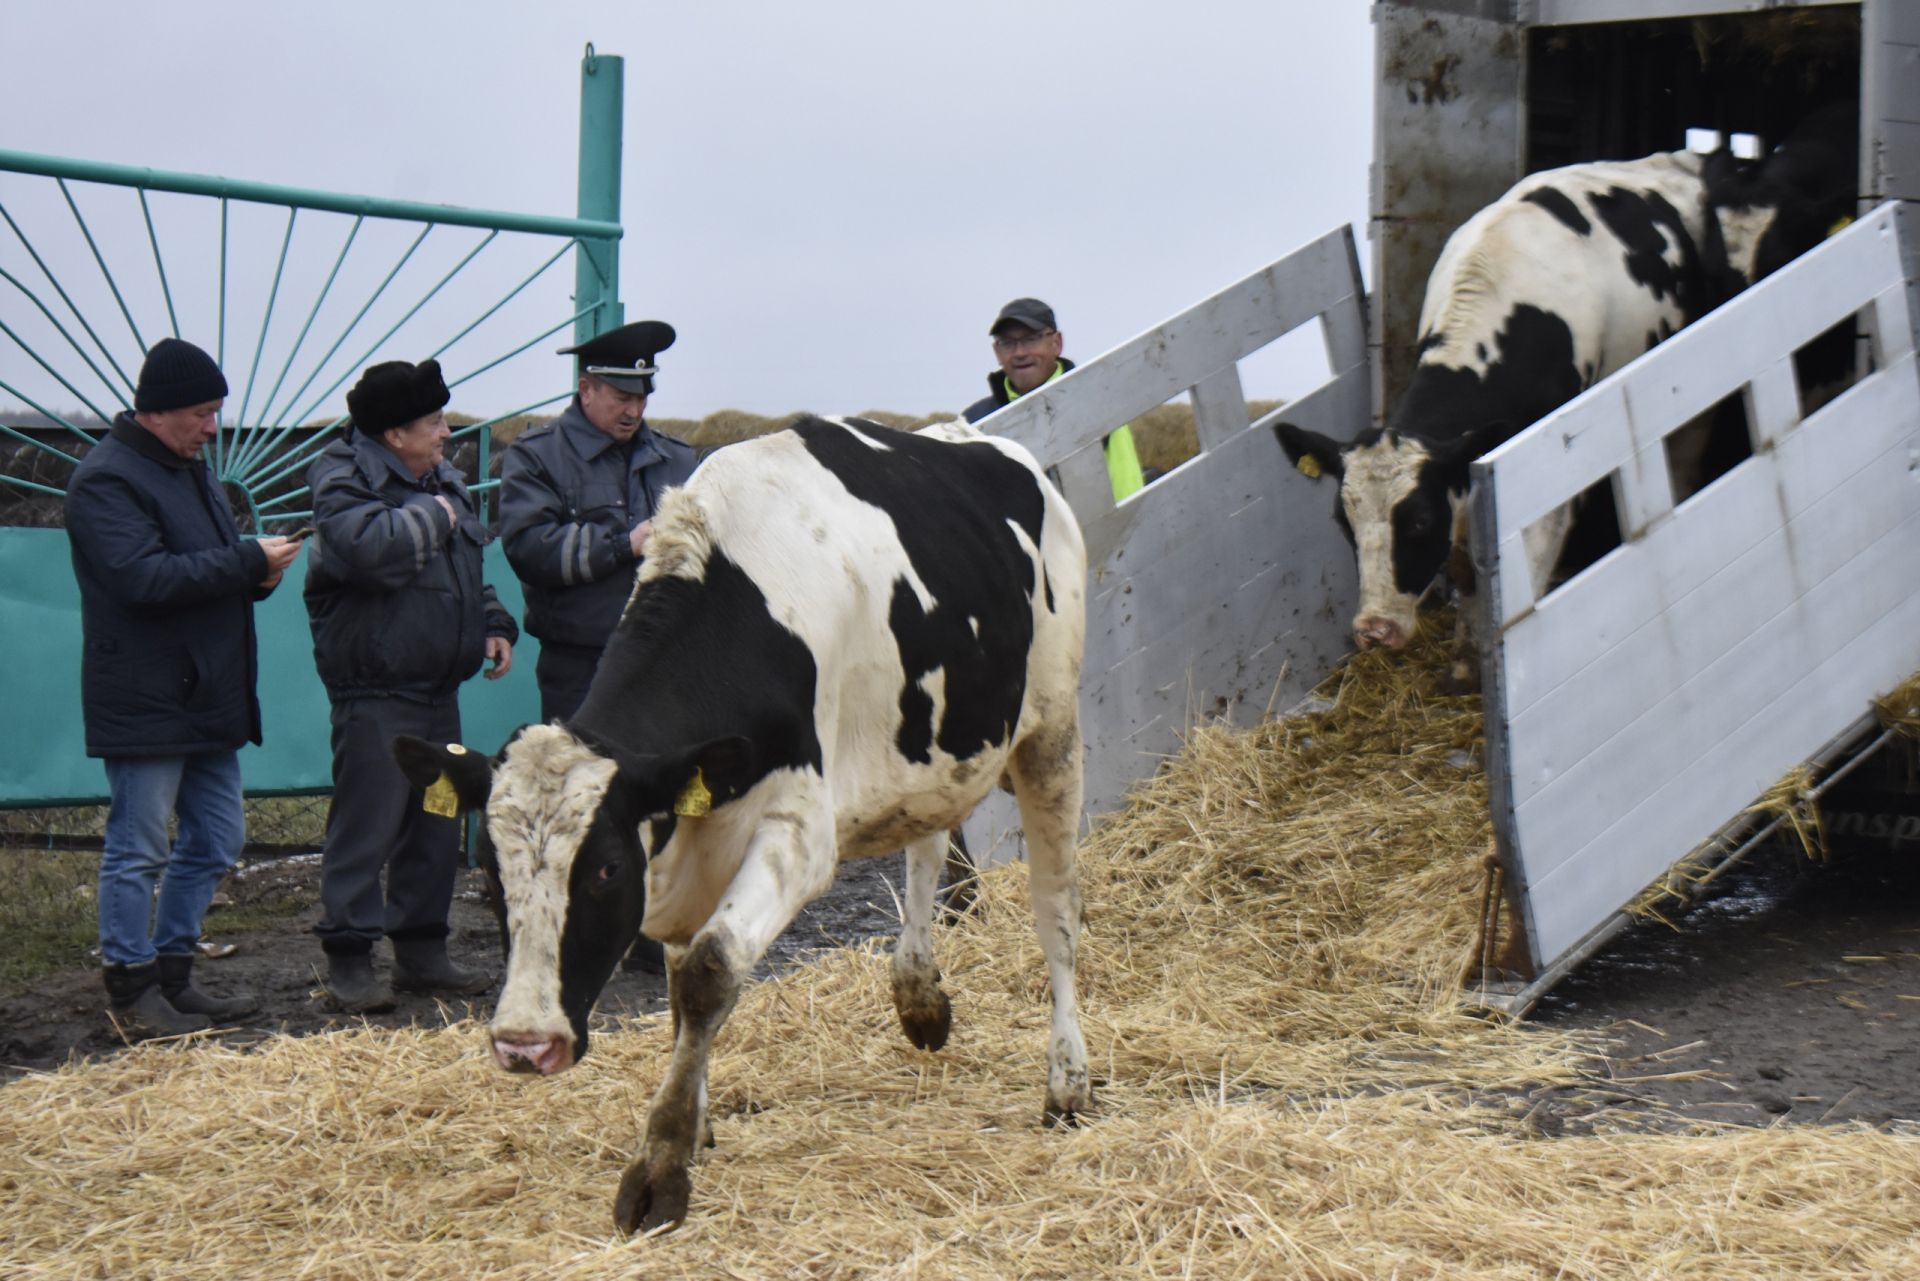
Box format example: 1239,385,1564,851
0,45,627,805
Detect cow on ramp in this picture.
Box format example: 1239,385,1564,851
1277,108,1855,684
394,414,1091,1234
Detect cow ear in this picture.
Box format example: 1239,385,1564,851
391,735,494,813
1274,421,1344,481
689,735,756,807
1433,418,1513,471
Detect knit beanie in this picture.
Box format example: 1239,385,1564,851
134,338,229,413
346,359,452,434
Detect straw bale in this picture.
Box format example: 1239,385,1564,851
4,617,1917,1279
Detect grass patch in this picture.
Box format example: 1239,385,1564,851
0,845,317,994
0,847,102,991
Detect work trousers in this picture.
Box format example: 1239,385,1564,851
534,641,602,724
314,696,463,956
98,752,245,966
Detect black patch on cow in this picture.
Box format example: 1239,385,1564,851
1384,303,1583,597
576,552,823,785
1589,186,1710,322
543,551,827,1041
795,418,1046,765
1523,186,1592,236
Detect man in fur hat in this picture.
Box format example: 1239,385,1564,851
303,359,518,1012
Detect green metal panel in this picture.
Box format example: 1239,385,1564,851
573,44,625,346
0,527,543,806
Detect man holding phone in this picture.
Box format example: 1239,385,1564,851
65,338,302,1037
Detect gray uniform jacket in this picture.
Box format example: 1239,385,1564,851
497,399,699,649
302,431,517,703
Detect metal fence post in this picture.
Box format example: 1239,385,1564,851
574,42,624,349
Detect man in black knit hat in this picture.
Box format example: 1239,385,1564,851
65,338,304,1038
303,358,518,1012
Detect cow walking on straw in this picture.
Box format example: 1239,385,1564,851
396,415,1092,1233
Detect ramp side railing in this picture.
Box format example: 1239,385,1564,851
1469,202,1920,1001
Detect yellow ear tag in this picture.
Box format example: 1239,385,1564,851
423,772,460,818
1827,215,1854,238
1296,454,1323,480
674,768,713,818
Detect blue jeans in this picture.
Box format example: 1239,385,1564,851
98,753,246,967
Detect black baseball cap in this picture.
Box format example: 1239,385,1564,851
990,298,1056,336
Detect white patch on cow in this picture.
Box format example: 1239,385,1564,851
823,416,897,452
1714,203,1776,285
485,724,620,1040
1341,436,1428,642
1419,150,1706,381
636,487,713,586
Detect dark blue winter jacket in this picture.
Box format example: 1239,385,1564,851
64,413,273,758
497,400,699,649
302,430,517,703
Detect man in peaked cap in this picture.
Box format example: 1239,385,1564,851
498,321,699,723
961,297,1145,501
302,357,518,1012
496,321,700,974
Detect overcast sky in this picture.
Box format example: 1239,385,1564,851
3,2,1373,426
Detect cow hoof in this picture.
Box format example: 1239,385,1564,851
614,1160,691,1236
896,988,952,1052
1043,1097,1087,1130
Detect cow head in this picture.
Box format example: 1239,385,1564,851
1704,103,1858,289
392,726,753,1076
1277,420,1497,651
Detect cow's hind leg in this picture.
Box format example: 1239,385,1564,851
892,830,953,1051
1009,720,1091,1127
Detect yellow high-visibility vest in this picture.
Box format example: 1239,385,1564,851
1003,364,1145,500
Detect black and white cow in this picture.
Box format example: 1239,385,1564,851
1277,108,1855,675
394,415,1091,1235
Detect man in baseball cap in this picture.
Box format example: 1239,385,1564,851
961,298,1144,500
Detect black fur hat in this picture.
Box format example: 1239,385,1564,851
346,359,451,434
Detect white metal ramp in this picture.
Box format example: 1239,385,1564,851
961,226,1370,861
1470,201,1920,1010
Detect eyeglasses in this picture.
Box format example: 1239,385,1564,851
993,329,1057,353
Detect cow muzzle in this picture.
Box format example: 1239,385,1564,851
490,1030,576,1076
1353,615,1409,650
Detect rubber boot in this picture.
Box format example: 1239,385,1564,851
156,952,258,1022
326,950,398,1014
391,937,493,996
102,962,211,1038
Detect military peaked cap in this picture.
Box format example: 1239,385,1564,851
560,320,677,393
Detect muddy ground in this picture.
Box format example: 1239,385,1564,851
0,851,910,1084
2,837,1917,1136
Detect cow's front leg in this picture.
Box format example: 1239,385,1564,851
613,809,836,1235
616,933,738,1235
892,830,953,1051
